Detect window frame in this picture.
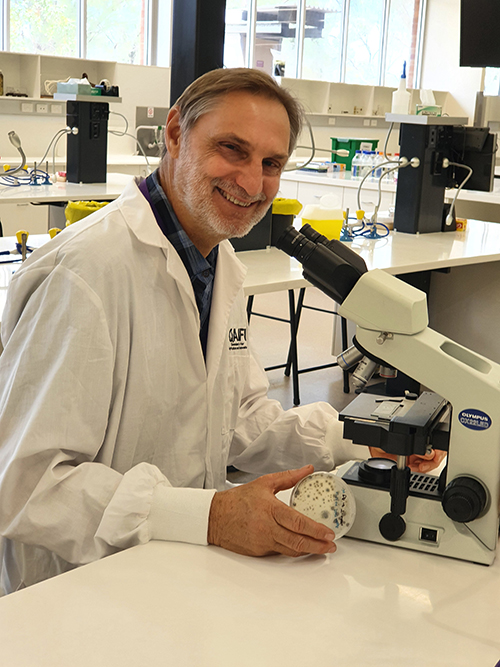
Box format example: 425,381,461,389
228,0,427,87
0,0,168,66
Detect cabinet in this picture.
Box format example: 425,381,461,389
279,76,449,120
297,180,344,208
343,187,394,214
0,203,49,236
0,51,170,125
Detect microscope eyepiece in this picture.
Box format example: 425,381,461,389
275,225,368,304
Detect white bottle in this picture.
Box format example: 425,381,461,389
351,150,362,179
368,151,377,180
374,151,384,179
358,151,368,180
391,61,411,115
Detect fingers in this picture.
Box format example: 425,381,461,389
272,500,336,542
369,448,447,474
273,526,337,557
263,465,315,493
207,474,338,559
415,449,447,473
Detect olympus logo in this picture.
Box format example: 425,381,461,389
458,409,491,431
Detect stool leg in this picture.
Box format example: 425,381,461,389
285,287,306,376
288,289,300,406
246,294,254,323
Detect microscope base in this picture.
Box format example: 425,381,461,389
337,461,498,565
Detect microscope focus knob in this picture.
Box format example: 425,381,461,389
442,477,487,523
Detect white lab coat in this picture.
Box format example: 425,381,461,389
0,177,362,594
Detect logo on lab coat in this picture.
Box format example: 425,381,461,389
458,409,491,431
228,327,247,351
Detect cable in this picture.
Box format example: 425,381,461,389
109,111,152,174
4,131,26,177
51,132,68,178
444,161,473,226
284,116,315,172
38,128,69,167
356,159,403,212
383,122,395,161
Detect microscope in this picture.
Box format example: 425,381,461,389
276,224,500,565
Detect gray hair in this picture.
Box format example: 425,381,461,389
163,68,303,158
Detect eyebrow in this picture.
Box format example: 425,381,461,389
217,133,289,162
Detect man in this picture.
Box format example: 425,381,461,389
0,68,442,593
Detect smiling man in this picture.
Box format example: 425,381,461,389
0,68,442,593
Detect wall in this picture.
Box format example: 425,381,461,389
419,0,483,122
0,60,170,166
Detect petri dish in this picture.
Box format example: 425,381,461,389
289,471,356,539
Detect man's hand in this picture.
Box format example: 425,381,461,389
207,465,337,558
369,447,447,473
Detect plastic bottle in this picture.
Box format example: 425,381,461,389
359,151,369,180
393,153,400,182
374,151,385,179
391,61,411,115
351,150,362,179
368,151,377,180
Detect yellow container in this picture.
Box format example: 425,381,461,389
65,200,109,225
302,218,343,240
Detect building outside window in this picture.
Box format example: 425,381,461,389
4,0,158,66
223,0,424,88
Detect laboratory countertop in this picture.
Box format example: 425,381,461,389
237,218,500,296
0,536,498,666
281,168,500,204
1,219,500,307
0,171,133,204
0,154,159,168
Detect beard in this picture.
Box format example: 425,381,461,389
175,146,270,242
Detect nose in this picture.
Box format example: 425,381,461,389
235,158,264,198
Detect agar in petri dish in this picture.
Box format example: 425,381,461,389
289,471,356,539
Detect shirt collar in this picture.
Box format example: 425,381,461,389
143,170,218,279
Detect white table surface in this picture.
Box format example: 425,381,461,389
281,168,500,204
0,172,132,204
237,218,500,298
0,536,498,666
2,219,500,305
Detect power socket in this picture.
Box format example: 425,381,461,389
36,103,48,113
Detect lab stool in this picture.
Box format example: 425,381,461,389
246,287,349,406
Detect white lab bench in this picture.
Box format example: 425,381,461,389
237,219,500,365
0,536,498,666
280,169,500,223
0,164,151,235
2,217,500,364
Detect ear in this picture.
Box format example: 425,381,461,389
164,106,183,159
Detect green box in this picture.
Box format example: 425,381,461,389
331,137,380,170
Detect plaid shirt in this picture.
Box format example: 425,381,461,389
142,170,218,359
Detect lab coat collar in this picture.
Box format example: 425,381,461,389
118,177,173,250
205,241,247,383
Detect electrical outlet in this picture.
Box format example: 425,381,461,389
371,119,378,127
51,104,63,114
36,103,48,113
363,119,370,126
21,103,34,113
328,117,336,125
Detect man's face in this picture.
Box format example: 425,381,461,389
164,91,291,253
